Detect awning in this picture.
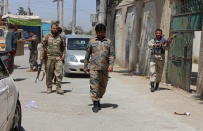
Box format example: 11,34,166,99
2,14,42,26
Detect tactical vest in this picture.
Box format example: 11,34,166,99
151,38,166,55
45,34,64,57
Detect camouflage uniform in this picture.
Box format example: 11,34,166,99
148,37,168,83
41,34,66,90
84,37,115,101
29,35,38,70
39,43,48,72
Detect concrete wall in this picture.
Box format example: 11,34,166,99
138,1,158,75
159,0,174,82
106,6,116,50
193,31,202,62
197,22,203,99
107,0,141,71
125,6,136,69
114,9,124,66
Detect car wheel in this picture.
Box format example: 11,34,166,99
64,72,71,77
63,70,71,77
12,100,22,131
63,70,67,77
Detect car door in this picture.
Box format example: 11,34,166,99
0,59,17,119
0,59,9,130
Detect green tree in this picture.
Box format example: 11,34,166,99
17,7,33,15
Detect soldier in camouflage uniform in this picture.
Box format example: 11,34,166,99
84,24,115,113
40,23,66,94
148,29,172,92
24,31,38,72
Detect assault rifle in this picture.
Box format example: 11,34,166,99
35,48,46,83
166,34,176,45
151,34,176,55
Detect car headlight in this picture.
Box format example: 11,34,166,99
68,55,78,62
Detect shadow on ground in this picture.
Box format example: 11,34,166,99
158,87,171,91
40,90,72,94
20,126,26,131
192,95,203,104
113,70,144,76
114,70,129,74
61,81,71,84
65,74,90,79
13,78,27,82
14,65,27,70
88,103,118,109
101,103,119,109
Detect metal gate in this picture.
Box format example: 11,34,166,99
167,0,203,91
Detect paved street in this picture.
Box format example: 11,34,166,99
12,49,203,131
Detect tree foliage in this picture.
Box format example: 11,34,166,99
17,7,33,15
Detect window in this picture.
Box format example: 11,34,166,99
67,38,90,50
176,0,203,14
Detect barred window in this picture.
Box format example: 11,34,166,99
176,0,203,14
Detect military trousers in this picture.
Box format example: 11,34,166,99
29,49,38,70
149,58,164,83
46,58,63,89
90,70,109,101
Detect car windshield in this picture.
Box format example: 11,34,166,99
67,38,89,50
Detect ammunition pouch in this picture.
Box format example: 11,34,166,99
151,46,165,55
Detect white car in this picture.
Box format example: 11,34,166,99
0,57,22,131
63,35,91,76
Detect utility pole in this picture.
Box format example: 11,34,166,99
5,0,8,15
72,0,77,34
0,0,3,15
57,0,60,23
97,0,107,25
27,0,30,15
61,0,64,29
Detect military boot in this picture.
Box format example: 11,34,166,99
56,87,64,95
155,82,159,90
98,101,101,110
92,101,99,113
47,88,52,94
150,82,155,92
